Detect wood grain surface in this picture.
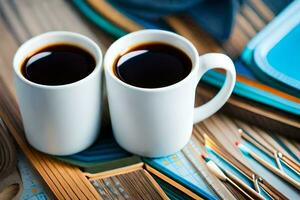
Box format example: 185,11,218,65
0,0,299,199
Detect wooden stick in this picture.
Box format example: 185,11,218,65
84,162,144,180
237,142,300,189
202,152,266,200
202,118,249,166
42,158,80,200
73,167,101,200
237,100,299,128
223,168,264,200
63,166,96,200
202,156,257,200
26,150,67,199
239,129,273,157
143,169,170,200
237,122,289,156
253,127,300,164
53,161,89,200
240,128,300,175
239,125,300,174
183,143,236,200
198,85,300,139
203,133,252,179
278,136,300,160
227,178,255,200
145,164,203,200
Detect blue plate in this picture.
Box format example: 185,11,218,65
254,2,300,91
242,0,300,95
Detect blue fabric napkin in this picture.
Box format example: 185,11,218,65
108,0,245,41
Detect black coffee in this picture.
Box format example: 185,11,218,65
21,44,96,85
114,42,192,88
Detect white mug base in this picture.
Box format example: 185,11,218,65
26,134,97,156
113,130,192,158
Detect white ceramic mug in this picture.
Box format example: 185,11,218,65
104,30,236,157
13,31,102,155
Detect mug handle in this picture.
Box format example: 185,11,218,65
194,53,236,124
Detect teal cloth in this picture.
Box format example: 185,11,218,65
108,0,244,41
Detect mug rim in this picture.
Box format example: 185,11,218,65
13,31,103,90
104,29,199,92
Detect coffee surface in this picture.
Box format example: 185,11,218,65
21,44,95,85
114,42,192,88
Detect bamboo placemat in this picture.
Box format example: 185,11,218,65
84,163,169,200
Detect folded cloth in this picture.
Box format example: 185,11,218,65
108,0,245,41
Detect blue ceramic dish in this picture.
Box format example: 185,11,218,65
254,6,300,91
242,0,300,96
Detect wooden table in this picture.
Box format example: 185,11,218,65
0,0,114,199
1,0,299,199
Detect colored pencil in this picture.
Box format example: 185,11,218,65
238,128,300,174
236,142,300,189
202,155,263,200
184,141,236,199
145,164,204,200
194,125,287,199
